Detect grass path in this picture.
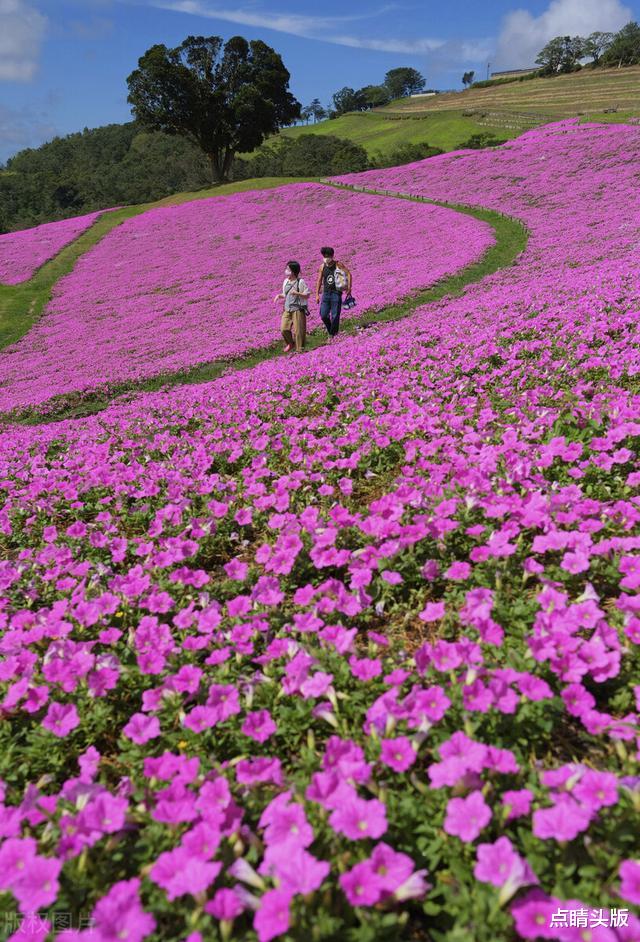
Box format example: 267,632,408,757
1,180,528,426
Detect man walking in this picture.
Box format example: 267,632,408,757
315,246,352,340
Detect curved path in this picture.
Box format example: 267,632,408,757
1,182,528,425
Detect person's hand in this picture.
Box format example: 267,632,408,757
273,294,281,302
315,295,320,304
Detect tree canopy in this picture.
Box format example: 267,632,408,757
235,134,371,179
533,21,640,73
600,21,640,67
0,123,211,234
126,35,300,182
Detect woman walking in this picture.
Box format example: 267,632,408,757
275,260,310,353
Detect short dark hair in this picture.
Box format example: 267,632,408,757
287,260,301,276
320,246,335,258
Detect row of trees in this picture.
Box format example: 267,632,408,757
234,134,445,179
300,67,428,122
535,21,640,74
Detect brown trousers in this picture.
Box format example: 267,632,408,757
281,308,307,352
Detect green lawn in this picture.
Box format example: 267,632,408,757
277,110,519,157
579,110,640,125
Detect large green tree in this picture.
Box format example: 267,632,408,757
584,31,615,64
331,86,366,115
359,84,391,108
384,67,426,98
126,35,300,183
308,98,327,123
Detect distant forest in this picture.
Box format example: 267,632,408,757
0,123,213,234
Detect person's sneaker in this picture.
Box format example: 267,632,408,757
283,344,292,352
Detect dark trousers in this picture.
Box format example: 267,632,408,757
320,289,342,337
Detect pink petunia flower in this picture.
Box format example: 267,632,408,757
379,737,417,773
149,846,221,901
253,889,293,942
329,795,387,840
242,710,277,743
205,887,245,920
510,890,562,939
502,788,534,820
42,702,79,738
443,791,491,843
619,859,640,905
236,757,284,787
419,601,446,622
90,877,156,942
122,712,161,744
12,855,61,913
340,860,385,906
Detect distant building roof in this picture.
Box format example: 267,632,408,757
409,91,437,97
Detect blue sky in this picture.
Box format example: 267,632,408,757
1,0,638,162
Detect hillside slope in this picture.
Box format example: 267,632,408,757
279,110,519,156
278,66,640,157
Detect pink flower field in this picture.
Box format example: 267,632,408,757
0,121,640,941
0,182,493,413
0,211,104,286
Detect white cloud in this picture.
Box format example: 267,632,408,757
0,0,47,81
494,0,633,70
146,0,456,55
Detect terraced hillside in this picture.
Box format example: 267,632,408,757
382,65,640,120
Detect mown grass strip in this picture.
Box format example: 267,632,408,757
4,182,528,426
0,207,147,351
